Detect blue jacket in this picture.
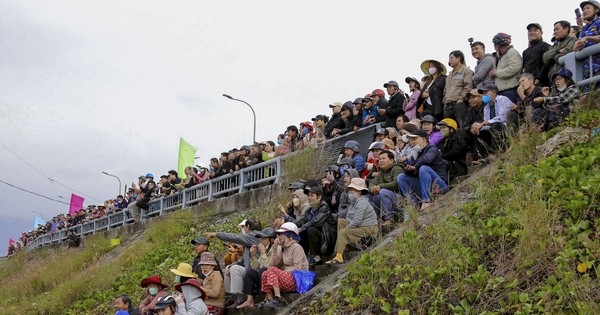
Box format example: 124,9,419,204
408,143,448,183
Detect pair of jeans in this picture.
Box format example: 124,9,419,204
371,189,402,221
397,165,448,207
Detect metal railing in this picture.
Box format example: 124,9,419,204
23,123,383,251
24,157,283,250
559,43,600,88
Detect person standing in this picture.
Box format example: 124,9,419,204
379,80,406,127
491,33,523,103
443,50,474,128
522,23,551,87
471,41,496,88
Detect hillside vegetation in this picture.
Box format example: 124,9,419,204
0,148,319,314
1,104,599,314
307,106,600,314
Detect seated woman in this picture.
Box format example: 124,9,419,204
174,279,209,315
236,227,277,309
170,263,197,285
198,252,225,315
259,222,309,309
326,178,379,265
574,0,600,90
532,68,580,131
139,276,169,315
436,118,469,179
285,186,337,265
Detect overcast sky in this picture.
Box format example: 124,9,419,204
0,0,576,255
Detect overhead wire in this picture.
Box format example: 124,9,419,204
0,179,70,205
0,142,102,202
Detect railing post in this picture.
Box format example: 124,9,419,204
238,169,245,193
208,182,213,202
183,189,187,208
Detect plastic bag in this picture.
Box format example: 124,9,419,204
292,270,316,294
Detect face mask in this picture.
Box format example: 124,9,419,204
347,192,357,203
303,127,309,134
401,135,409,143
149,287,159,295
292,197,301,207
482,94,492,104
277,139,282,145
441,129,450,138
413,144,422,152
175,275,181,284
428,67,437,75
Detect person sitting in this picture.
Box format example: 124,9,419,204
321,165,344,214
361,94,380,127
574,0,600,90
285,186,336,266
198,252,225,314
326,178,379,265
341,140,366,173
363,142,386,181
368,150,404,224
139,276,169,315
174,279,209,315
276,184,310,225
190,237,221,280
331,102,360,137
153,296,178,315
532,68,580,131
113,294,140,315
396,122,420,164
421,115,443,146
237,227,277,309
204,219,262,308
66,229,81,247
336,169,360,219
397,129,449,212
115,195,128,211
515,73,545,129
259,223,309,309
436,118,469,179
170,263,198,285
469,83,512,164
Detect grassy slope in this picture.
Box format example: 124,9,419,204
0,148,319,315
307,107,600,314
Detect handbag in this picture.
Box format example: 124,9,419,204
292,270,316,294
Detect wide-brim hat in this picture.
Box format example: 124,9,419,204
199,251,217,266
174,279,207,300
170,263,198,278
346,178,369,193
420,59,447,76
141,275,169,289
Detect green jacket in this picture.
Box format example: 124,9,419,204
543,36,577,82
368,164,404,192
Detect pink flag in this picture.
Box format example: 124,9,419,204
69,193,85,215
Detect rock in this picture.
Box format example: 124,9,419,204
537,127,589,157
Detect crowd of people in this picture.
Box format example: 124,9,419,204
7,1,600,312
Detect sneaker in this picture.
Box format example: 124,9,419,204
263,296,286,308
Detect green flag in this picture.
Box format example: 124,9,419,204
178,137,197,180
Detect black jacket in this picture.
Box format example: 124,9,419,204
383,92,405,127
324,112,344,138
406,143,448,183
437,130,469,179
463,104,485,134
426,75,447,119
522,40,551,87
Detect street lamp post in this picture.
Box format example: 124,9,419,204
102,171,122,196
222,94,256,143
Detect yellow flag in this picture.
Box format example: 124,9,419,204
178,137,197,180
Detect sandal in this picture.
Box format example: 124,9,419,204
325,258,343,265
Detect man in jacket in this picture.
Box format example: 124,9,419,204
443,50,474,129
471,41,496,87
324,102,345,139
368,150,404,225
397,129,449,212
491,33,523,103
543,21,577,84
286,186,336,266
379,80,406,128
522,23,551,87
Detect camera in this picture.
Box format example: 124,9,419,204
468,37,474,46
